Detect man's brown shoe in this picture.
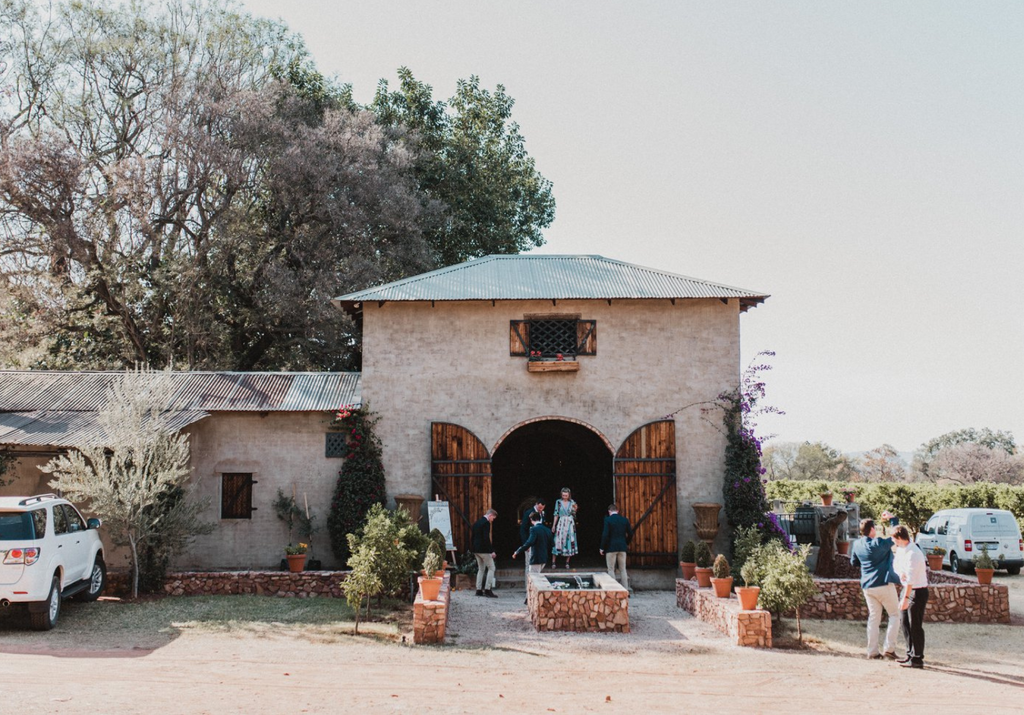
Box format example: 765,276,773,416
882,652,898,660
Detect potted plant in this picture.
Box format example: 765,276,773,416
974,545,995,585
820,490,833,506
679,540,697,580
710,554,733,598
836,537,850,556
284,542,308,572
927,546,946,571
693,541,713,588
428,528,448,571
421,541,446,578
841,488,857,504
454,551,478,591
736,554,761,611
419,544,444,601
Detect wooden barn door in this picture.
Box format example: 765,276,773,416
430,422,492,555
614,420,677,568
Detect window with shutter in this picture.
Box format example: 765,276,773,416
508,318,596,358
221,473,256,519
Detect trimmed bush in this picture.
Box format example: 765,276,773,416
680,540,696,562
694,540,712,568
712,554,730,579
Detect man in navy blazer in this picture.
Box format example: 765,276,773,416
849,513,901,660
471,509,498,598
518,499,546,585
600,504,633,590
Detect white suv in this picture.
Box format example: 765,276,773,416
0,494,106,630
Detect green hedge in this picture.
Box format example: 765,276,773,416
764,480,1024,533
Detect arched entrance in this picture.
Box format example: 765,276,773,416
491,419,614,560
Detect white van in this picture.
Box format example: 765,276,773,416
916,508,1023,575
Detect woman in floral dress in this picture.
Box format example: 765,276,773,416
551,488,578,569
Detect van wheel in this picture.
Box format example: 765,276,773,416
1008,566,1021,576
78,557,106,602
30,576,61,631
950,552,964,574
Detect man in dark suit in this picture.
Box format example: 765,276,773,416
600,503,633,590
518,499,546,585
513,512,554,599
471,509,498,598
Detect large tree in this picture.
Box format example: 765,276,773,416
912,428,1017,482
0,0,435,370
762,441,857,482
371,68,556,265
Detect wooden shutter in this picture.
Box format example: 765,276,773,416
509,320,530,356
221,473,256,519
576,320,596,355
614,420,677,567
430,423,491,554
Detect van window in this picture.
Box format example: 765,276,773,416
936,518,949,535
970,513,1021,537
0,509,46,540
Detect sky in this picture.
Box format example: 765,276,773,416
238,1,1024,454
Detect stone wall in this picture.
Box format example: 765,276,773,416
160,570,349,598
801,570,1010,624
362,298,743,553
413,573,451,644
676,580,772,648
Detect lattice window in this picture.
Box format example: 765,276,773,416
221,473,256,519
325,432,348,458
510,319,596,358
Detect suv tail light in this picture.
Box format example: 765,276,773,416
964,540,973,552
1019,539,1023,552
3,547,40,565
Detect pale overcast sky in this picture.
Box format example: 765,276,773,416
239,1,1024,454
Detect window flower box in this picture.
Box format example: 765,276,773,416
527,360,579,373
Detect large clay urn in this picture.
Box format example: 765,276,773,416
692,502,722,552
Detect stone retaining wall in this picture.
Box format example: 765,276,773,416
413,573,451,644
800,570,1010,623
161,570,350,598
676,580,772,648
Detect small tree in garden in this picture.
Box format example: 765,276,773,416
346,504,415,605
680,540,696,563
41,370,211,598
328,404,386,563
731,526,762,584
345,546,383,633
745,541,816,642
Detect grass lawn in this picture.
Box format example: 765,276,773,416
0,594,411,651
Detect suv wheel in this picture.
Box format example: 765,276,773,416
79,557,106,602
30,576,61,631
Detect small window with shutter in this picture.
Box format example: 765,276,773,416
510,318,596,358
221,473,256,519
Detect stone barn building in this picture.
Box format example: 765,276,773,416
0,254,767,577
335,254,767,573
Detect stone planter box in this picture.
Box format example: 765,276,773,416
527,572,629,632
676,579,771,648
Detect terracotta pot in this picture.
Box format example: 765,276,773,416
680,561,697,580
821,493,833,506
976,568,994,585
711,576,733,598
694,567,713,588
454,573,473,591
419,576,443,601
286,553,306,573
927,554,944,571
837,540,850,555
736,586,760,610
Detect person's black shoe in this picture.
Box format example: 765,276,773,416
900,660,924,669
523,597,528,605
895,656,911,664
484,590,498,598
475,590,484,597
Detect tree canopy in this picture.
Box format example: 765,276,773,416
0,0,554,371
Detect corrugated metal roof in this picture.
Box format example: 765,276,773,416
0,372,361,413
333,255,769,311
0,410,210,447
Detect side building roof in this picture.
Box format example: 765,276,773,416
333,254,769,314
0,371,360,448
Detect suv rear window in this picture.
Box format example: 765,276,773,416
0,509,46,540
970,513,1020,536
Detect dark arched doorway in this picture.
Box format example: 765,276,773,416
491,420,614,561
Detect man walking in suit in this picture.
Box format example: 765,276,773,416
600,503,632,591
849,514,901,660
471,509,498,598
518,499,546,584
513,512,554,601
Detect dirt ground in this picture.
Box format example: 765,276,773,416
2,578,1023,715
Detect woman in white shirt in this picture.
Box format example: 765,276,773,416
891,525,929,669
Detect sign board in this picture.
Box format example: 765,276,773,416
426,501,455,551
